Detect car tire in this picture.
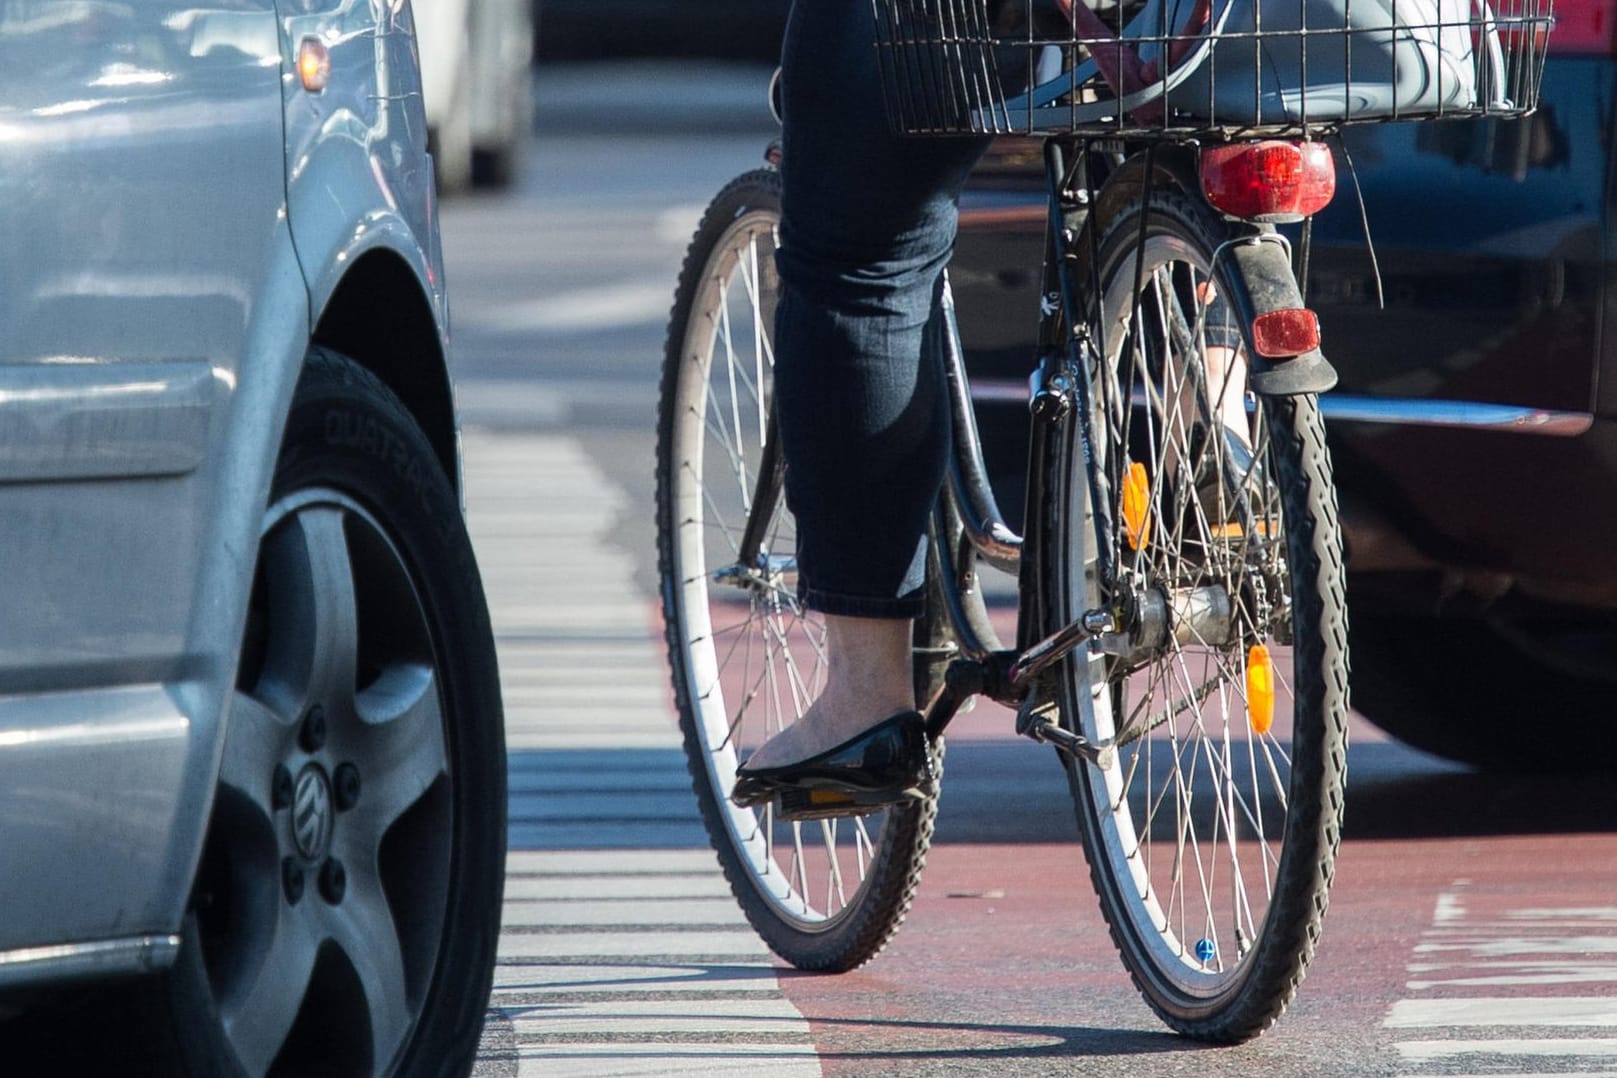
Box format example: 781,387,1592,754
1352,611,1617,773
471,139,523,189
127,348,505,1076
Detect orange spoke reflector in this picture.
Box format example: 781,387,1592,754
1122,461,1151,550
1247,644,1276,734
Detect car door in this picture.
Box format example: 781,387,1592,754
0,2,285,685
0,1,291,951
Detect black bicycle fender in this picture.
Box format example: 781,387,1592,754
1084,150,1339,398
1222,237,1339,397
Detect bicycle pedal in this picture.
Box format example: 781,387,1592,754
773,787,880,821
772,784,928,822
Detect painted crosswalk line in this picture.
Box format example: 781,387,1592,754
462,431,818,1076
1386,882,1617,1075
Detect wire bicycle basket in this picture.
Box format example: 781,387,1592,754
871,0,1554,137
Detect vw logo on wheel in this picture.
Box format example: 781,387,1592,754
292,764,334,861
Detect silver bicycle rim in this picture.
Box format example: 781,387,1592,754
1067,231,1300,996
668,206,889,929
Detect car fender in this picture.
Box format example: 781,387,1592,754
278,4,449,348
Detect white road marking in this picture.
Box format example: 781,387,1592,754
1386,998,1617,1028
510,1043,820,1078
1397,1073,1617,1078
1395,1039,1617,1062
1385,886,1617,1075
657,204,707,246
1414,937,1617,957
456,280,673,334
465,432,819,1076
1408,964,1617,990
1434,890,1467,924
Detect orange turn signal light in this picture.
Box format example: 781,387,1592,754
298,37,331,93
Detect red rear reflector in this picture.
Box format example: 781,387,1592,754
1252,309,1321,357
1200,141,1336,223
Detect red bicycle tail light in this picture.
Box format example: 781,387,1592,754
1251,308,1321,357
1200,141,1336,223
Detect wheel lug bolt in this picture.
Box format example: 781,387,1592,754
272,764,294,810
319,858,347,904
300,705,327,752
282,858,305,905
334,763,361,812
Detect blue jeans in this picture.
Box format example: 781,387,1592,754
774,0,990,619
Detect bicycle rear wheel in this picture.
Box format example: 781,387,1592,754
656,169,936,970
1050,189,1349,1040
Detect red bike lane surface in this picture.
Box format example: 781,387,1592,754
768,703,1617,1077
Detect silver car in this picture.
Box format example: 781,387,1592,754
0,4,505,1075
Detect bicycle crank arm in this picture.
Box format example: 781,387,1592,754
922,656,999,739
1008,608,1115,686
1012,583,1239,686
1019,710,1115,768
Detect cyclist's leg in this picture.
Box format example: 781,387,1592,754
759,0,989,771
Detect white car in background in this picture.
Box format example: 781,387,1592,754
416,0,536,191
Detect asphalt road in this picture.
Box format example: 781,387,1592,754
450,62,1617,1077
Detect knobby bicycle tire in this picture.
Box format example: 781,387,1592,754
1047,188,1350,1041
655,169,937,970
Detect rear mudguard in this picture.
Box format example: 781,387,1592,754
1080,145,1338,397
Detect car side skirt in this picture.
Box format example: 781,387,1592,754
0,935,180,992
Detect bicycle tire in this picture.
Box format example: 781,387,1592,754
655,169,937,970
1048,189,1349,1041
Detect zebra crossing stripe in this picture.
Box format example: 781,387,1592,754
462,431,821,1077
1387,998,1617,1027
1394,1038,1617,1062
1385,884,1617,1075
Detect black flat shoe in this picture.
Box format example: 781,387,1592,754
730,710,937,820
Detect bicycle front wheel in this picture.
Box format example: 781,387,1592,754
655,169,936,970
1051,189,1349,1041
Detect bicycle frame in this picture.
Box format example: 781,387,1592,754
725,133,1340,768
914,138,1115,762
916,135,1337,764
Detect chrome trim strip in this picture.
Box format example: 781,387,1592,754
969,379,1594,437
1319,395,1594,436
0,935,181,989
0,359,215,482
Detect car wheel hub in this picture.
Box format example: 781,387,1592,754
291,761,335,861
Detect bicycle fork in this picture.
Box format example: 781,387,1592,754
919,141,1119,767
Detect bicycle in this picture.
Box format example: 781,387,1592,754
656,0,1550,1042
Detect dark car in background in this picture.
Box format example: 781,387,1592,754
539,0,789,61
950,7,1615,770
